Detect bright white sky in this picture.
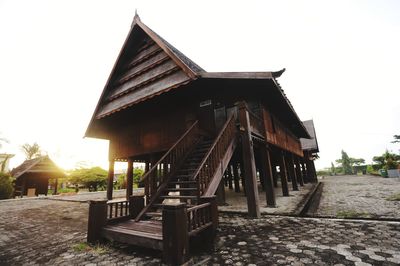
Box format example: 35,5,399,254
1,0,399,171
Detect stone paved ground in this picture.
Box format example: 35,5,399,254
316,175,400,219
1,198,399,265
220,183,314,215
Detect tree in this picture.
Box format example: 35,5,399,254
330,162,336,175
372,150,400,170
392,135,400,144
0,172,14,199
115,168,144,189
21,143,41,160
68,167,107,192
336,150,353,175
350,158,365,166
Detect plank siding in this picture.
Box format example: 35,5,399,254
97,71,190,118
263,108,303,156
109,107,193,159
108,59,180,100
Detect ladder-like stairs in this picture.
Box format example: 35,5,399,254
143,138,213,220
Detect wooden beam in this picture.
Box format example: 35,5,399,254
279,151,290,197
107,160,114,200
126,158,134,200
238,102,260,218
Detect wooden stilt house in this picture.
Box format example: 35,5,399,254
85,14,318,264
12,156,64,197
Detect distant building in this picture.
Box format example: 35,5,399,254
11,156,65,197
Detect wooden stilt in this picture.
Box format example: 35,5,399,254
295,157,304,186
216,180,226,205
239,162,246,195
239,102,260,218
107,160,114,200
270,158,278,188
260,145,276,207
233,162,241,193
54,178,58,195
227,164,233,190
285,154,292,182
311,160,318,183
126,158,134,200
289,153,299,191
279,151,289,197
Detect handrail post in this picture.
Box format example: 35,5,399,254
87,200,107,243
162,203,189,265
199,196,218,250
129,195,144,219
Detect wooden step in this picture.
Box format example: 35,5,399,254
159,195,197,200
165,187,197,192
153,203,195,208
146,211,162,217
102,220,162,250
170,181,197,185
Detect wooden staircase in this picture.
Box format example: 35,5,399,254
139,138,214,220
87,115,238,264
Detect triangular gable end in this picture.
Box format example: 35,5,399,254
85,14,204,137
11,156,65,179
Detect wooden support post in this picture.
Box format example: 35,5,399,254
260,146,276,207
126,158,134,200
311,160,318,183
87,200,107,243
289,154,299,191
107,160,114,200
239,162,246,195
295,157,304,186
150,155,157,196
279,151,290,196
271,162,278,188
199,196,218,248
238,102,260,218
233,162,241,193
227,164,233,190
305,155,317,183
216,179,226,205
300,158,308,183
285,155,292,182
53,178,58,195
162,203,189,265
129,195,144,219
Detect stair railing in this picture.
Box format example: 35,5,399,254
138,120,200,202
192,114,237,197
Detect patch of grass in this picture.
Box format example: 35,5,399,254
386,193,400,201
72,242,108,254
73,242,91,252
336,210,370,218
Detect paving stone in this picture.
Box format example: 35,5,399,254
0,195,399,265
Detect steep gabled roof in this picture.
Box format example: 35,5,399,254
11,156,65,179
85,14,310,139
85,14,204,137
